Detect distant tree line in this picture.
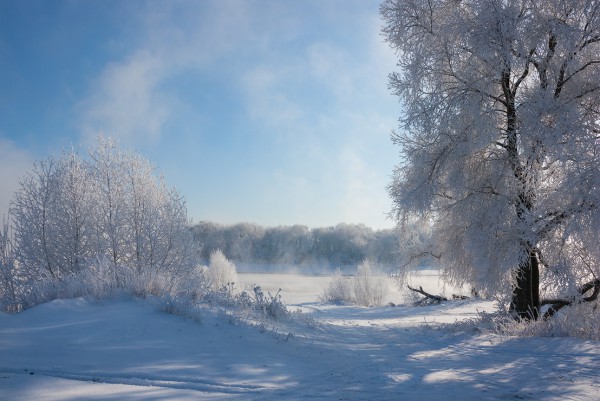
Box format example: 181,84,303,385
190,222,401,267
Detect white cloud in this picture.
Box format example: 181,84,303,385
79,50,170,145
0,138,34,219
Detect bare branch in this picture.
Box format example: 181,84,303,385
407,284,448,303
542,279,600,319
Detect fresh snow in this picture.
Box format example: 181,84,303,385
1,272,600,400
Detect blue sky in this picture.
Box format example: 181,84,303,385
0,0,400,229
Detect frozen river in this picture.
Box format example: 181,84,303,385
239,269,468,306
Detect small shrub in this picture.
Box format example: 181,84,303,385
159,295,202,323
200,282,240,308
205,249,238,291
494,300,600,340
176,265,210,300
320,268,353,304
199,283,290,321
353,259,389,307
248,285,289,321
320,261,389,307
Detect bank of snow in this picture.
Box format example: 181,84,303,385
1,278,600,400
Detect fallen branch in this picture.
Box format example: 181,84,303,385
407,285,448,305
542,279,600,319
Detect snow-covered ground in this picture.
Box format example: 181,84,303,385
1,271,600,400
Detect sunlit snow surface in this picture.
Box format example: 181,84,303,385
1,271,600,400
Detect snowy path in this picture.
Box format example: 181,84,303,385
1,294,600,399
306,303,600,400
242,273,600,398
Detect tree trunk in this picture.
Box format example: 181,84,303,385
510,249,540,320
502,66,540,321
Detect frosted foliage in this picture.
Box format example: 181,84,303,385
6,135,197,306
320,268,353,304
320,262,389,306
53,152,93,275
382,0,600,299
206,249,238,291
11,158,63,278
353,260,389,307
10,152,93,279
496,300,600,340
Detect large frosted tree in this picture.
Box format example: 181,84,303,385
381,0,600,319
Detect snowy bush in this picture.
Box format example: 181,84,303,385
320,268,353,304
248,285,289,321
1,254,209,312
197,282,289,322
204,249,238,291
319,260,389,307
176,265,210,299
158,295,202,323
492,301,600,341
199,282,240,309
353,260,389,307
439,299,600,341
28,260,138,302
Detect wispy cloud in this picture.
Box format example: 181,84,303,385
79,50,170,145
76,0,292,146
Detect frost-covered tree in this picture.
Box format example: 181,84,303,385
88,136,128,269
149,185,197,286
11,157,62,278
122,150,156,273
53,149,93,275
9,135,197,296
382,0,600,319
10,149,94,282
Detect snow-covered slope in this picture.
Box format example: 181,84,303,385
1,275,599,400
